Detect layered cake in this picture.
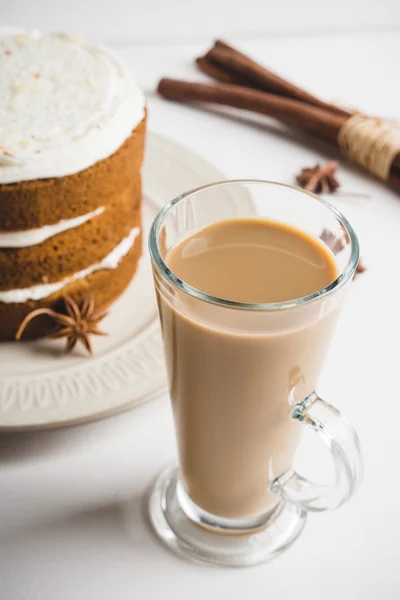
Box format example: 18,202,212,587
0,29,146,340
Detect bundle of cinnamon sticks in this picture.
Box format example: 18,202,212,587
158,40,400,194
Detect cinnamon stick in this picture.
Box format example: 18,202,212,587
198,40,350,119
195,57,239,85
198,41,400,186
157,77,400,192
158,78,345,144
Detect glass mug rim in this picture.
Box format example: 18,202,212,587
149,179,360,312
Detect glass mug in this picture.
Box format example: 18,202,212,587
149,180,363,567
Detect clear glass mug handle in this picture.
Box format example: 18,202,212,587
271,392,363,512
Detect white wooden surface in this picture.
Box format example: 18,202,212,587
1,2,400,599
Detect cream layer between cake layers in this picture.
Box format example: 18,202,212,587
0,207,105,248
0,227,140,303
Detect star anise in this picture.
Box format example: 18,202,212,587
296,161,340,194
16,295,108,355
320,229,367,278
320,228,346,254
355,258,367,277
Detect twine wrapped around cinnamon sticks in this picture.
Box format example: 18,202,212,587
338,115,400,182
157,40,400,193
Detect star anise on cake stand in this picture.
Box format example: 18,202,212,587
16,295,108,355
296,161,340,194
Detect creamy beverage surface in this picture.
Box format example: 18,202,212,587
158,218,339,519
167,218,337,303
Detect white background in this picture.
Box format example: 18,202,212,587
1,1,400,598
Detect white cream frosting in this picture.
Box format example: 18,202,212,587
0,29,145,183
0,227,140,303
0,207,104,248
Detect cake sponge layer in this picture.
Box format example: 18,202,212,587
0,116,146,230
